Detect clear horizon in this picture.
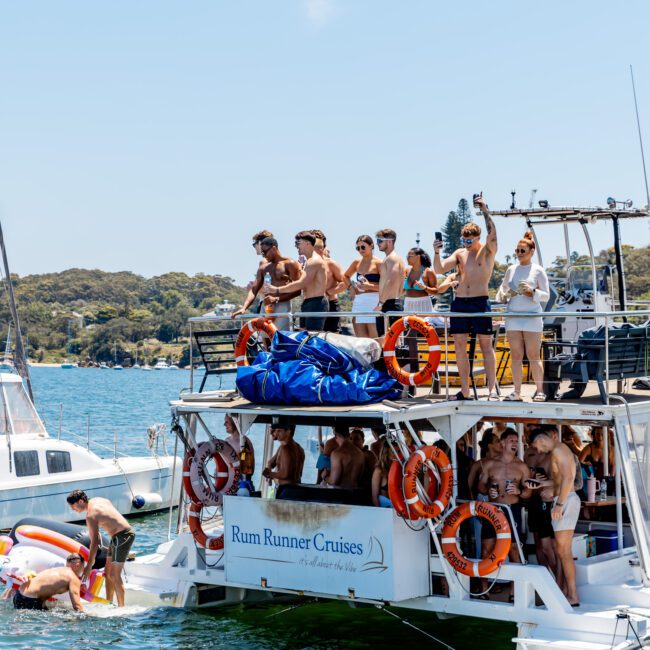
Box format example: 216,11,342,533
1,1,649,286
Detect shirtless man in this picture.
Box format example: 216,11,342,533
224,413,255,481
478,430,531,564
262,420,305,488
313,230,346,333
351,428,376,489
263,231,328,331
12,553,85,611
324,426,366,489
232,237,302,331
433,195,498,400
528,429,581,607
374,229,405,341
67,489,135,607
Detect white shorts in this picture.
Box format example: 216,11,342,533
404,296,434,315
505,315,544,333
552,492,581,532
352,292,379,324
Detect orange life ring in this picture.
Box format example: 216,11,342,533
188,502,225,550
182,446,230,504
388,457,440,520
382,316,441,385
441,501,511,577
235,318,278,367
187,439,240,506
402,445,453,519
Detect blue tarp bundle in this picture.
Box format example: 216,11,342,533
236,330,402,405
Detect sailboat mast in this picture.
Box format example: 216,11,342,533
0,220,33,401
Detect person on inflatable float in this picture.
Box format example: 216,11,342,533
13,552,85,611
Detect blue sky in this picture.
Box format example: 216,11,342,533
1,1,649,285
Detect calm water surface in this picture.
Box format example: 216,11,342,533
0,367,515,649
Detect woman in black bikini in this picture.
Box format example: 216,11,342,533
579,426,615,480
340,235,382,338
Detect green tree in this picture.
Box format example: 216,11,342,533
441,198,472,257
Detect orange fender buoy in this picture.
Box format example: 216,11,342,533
382,316,441,385
402,445,453,519
441,501,511,577
234,318,278,367
188,502,224,551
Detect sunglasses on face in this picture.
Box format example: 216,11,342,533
356,245,368,251
462,238,475,246
515,248,530,254
260,247,271,254
376,237,394,244
252,241,262,248
294,240,303,248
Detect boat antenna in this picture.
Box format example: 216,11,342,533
0,219,33,401
510,189,516,209
630,65,650,210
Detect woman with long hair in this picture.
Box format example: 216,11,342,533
496,231,550,401
341,235,382,338
403,247,438,315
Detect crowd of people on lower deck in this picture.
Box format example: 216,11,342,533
240,413,618,609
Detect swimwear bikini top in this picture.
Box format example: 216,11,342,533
403,267,425,291
356,272,380,283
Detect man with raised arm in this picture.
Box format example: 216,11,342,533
528,429,581,607
374,228,405,342
433,195,498,400
67,489,135,607
263,231,328,331
12,553,86,611
232,237,302,330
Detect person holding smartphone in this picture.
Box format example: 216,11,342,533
433,194,498,400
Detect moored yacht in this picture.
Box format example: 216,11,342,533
0,372,181,530
154,357,170,370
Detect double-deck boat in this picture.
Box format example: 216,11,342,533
97,204,650,647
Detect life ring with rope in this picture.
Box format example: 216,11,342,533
387,456,439,520
441,501,511,577
382,316,441,385
186,439,240,506
401,445,453,519
234,318,278,367
188,502,225,551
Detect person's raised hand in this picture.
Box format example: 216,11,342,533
474,195,488,211
433,239,443,253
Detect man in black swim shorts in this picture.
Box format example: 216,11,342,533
433,194,498,400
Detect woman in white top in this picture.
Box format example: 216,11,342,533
496,231,550,402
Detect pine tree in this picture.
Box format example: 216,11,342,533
441,198,472,256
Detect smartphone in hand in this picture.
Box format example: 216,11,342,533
472,192,483,207
435,231,442,242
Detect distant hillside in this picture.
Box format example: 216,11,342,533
0,269,247,364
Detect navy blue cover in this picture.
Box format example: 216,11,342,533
236,331,401,405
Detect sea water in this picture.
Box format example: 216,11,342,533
0,367,514,649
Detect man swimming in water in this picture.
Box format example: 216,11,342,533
13,553,85,611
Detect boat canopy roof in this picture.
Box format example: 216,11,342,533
490,206,649,224
0,373,46,436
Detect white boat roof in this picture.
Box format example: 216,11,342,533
172,383,650,428
490,206,649,224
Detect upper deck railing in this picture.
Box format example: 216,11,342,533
188,307,650,405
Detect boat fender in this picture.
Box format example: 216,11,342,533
188,439,240,507
234,318,278,367
441,501,511,577
382,316,441,386
188,502,225,551
15,525,90,562
401,445,453,519
131,492,163,510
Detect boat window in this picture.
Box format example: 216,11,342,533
0,381,46,435
13,450,40,477
46,450,72,474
